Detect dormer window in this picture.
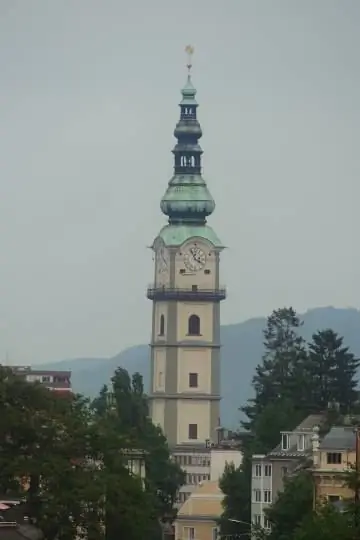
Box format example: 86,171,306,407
297,434,305,451
281,433,290,451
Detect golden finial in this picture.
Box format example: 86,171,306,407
185,45,194,73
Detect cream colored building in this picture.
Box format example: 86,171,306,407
312,426,359,506
174,481,222,540
147,58,226,500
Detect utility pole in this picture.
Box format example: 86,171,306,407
355,426,360,530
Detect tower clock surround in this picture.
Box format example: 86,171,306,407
147,47,226,501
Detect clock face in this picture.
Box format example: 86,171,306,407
183,246,206,272
156,245,168,274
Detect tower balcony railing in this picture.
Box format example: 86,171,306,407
146,284,226,302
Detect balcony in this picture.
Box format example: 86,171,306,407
146,285,226,302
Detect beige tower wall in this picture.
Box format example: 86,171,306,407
177,400,211,443
176,302,214,342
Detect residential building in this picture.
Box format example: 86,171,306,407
174,444,242,504
251,414,324,529
147,48,226,502
174,480,221,540
312,425,360,506
10,366,72,394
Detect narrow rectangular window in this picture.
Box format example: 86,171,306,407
188,424,198,440
281,433,290,450
189,372,198,388
327,452,342,464
253,489,261,502
253,515,261,526
298,434,305,451
263,490,272,503
254,464,262,477
264,464,272,477
184,527,195,540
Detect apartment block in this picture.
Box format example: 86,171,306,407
251,414,325,529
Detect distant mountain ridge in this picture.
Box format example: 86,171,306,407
39,307,360,428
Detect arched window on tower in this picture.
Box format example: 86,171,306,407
188,314,200,336
159,314,165,336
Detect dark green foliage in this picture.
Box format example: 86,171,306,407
306,329,360,414
241,307,309,445
218,458,252,536
292,504,357,540
265,471,313,540
221,307,360,539
0,365,184,540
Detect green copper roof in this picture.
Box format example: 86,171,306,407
160,174,215,223
180,75,198,106
156,224,223,248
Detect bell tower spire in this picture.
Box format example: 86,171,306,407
147,48,226,504
160,46,215,226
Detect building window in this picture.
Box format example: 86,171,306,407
189,372,198,388
188,424,198,440
264,464,272,477
212,527,219,540
253,515,261,526
253,489,261,502
183,527,195,540
298,434,305,451
191,285,198,291
263,490,272,503
204,269,211,274
188,314,200,336
254,464,262,477
264,516,271,530
327,452,342,464
281,433,290,450
42,375,51,383
281,466,288,478
158,371,163,388
328,495,340,503
159,314,165,335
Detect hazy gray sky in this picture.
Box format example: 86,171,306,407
0,0,359,364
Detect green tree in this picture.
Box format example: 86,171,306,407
292,504,356,540
265,470,313,540
92,368,185,539
241,307,309,443
218,460,252,537
307,329,360,414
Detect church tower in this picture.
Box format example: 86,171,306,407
147,48,225,496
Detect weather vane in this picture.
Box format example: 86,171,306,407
185,45,194,73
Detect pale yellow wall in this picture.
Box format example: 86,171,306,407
319,449,356,470
154,246,170,287
177,400,210,443
153,348,166,392
175,519,218,540
154,302,168,337
151,399,165,430
174,239,217,289
177,348,211,393
177,303,213,341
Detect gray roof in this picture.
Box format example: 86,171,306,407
319,426,356,451
267,414,325,458
294,414,325,431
